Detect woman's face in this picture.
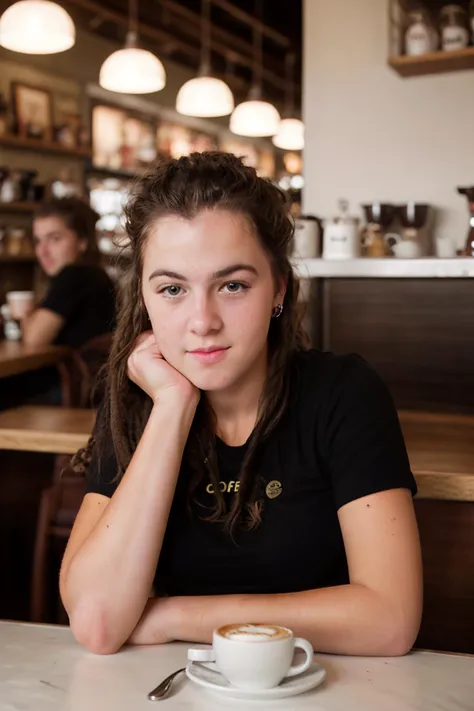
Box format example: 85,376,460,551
141,209,285,393
33,215,87,276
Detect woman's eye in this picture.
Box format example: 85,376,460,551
223,281,247,294
159,285,183,297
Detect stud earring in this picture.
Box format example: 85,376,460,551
272,304,284,319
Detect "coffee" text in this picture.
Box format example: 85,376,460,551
206,481,241,494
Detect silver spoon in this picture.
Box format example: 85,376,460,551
147,667,186,701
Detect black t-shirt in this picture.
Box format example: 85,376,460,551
40,264,115,348
85,350,416,596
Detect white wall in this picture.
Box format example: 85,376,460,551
303,0,474,248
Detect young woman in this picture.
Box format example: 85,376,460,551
0,198,115,409
60,152,422,657
22,197,115,349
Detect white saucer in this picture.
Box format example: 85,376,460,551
185,660,326,700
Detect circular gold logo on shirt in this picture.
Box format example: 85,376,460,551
266,480,282,499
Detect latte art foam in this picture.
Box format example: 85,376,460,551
217,624,292,642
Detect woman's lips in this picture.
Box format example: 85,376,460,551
188,347,230,365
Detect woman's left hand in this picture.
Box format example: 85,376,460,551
128,596,180,646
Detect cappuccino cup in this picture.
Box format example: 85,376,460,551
188,623,313,691
6,291,34,320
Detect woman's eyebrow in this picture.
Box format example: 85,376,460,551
148,264,258,282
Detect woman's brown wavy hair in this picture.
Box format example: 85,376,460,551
72,151,309,536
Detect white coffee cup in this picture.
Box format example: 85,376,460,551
6,291,35,320
188,623,313,691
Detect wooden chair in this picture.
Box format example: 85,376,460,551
30,477,85,623
0,405,94,622
58,332,113,408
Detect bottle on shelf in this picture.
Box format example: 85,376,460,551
405,8,438,56
440,5,470,52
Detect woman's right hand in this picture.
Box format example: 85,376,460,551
127,331,199,405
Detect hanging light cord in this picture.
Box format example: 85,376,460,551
251,0,264,95
285,51,295,116
126,0,139,46
201,0,212,75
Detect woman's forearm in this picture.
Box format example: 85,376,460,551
130,585,418,657
60,395,197,654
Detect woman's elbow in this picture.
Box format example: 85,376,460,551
69,606,124,655
380,616,420,657
22,328,47,349
382,632,415,657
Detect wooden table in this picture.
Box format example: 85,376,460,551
399,410,474,502
0,622,472,710
0,406,95,454
0,341,70,379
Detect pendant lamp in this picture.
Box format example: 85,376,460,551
176,0,233,117
272,53,304,150
0,0,75,54
230,3,280,137
99,0,166,94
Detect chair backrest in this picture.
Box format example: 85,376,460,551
59,332,113,408
77,332,113,406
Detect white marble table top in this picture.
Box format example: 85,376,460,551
1,621,473,710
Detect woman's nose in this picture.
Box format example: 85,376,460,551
189,296,223,336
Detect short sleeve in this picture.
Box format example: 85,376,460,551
85,402,120,498
40,265,84,321
320,355,416,510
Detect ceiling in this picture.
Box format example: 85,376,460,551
64,0,303,109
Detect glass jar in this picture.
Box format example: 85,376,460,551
440,5,469,51
405,9,438,56
470,0,474,38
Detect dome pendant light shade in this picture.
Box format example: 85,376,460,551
176,0,233,117
230,15,280,138
176,76,234,117
230,99,280,137
272,117,305,150
272,53,305,150
0,0,75,54
99,31,166,94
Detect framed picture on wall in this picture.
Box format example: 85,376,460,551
92,104,125,169
92,104,156,172
11,83,53,141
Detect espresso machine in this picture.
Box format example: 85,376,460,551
361,203,396,257
457,187,474,256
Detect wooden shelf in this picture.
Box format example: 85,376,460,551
0,202,38,214
86,166,137,181
0,135,92,159
0,255,35,264
389,47,474,77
